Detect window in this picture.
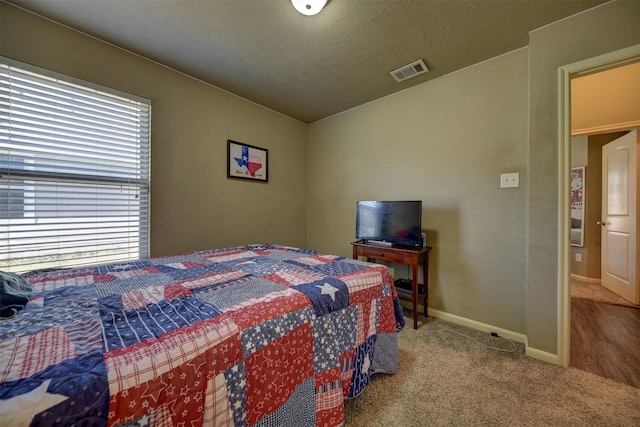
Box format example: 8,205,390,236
0,58,150,273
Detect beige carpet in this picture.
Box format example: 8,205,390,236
344,315,640,426
570,278,640,308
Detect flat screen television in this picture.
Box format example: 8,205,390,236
356,200,422,248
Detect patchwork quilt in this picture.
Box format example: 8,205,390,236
0,244,405,426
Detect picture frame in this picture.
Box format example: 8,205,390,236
227,140,269,182
570,166,585,247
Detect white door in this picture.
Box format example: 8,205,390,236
601,129,639,304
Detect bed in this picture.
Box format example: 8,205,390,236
0,244,404,426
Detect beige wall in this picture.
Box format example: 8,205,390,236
308,49,530,334
0,4,309,257
308,0,640,354
526,0,639,353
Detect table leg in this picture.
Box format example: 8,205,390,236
412,263,418,329
423,252,429,318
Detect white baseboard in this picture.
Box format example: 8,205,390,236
570,273,600,284
525,346,561,365
426,307,527,344
400,301,561,365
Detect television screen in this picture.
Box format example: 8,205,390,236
356,200,422,247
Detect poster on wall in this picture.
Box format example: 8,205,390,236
227,140,269,182
570,166,585,247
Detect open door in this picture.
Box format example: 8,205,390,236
601,129,639,304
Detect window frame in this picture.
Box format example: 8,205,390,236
0,57,151,273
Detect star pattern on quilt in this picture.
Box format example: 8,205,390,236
293,277,349,316
317,282,339,301
240,307,313,357
0,380,68,425
311,306,357,373
224,361,248,425
362,353,371,374
349,335,377,397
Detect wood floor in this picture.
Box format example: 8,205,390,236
570,297,640,388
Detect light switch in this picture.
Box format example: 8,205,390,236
500,172,520,188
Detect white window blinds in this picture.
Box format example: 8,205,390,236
0,58,150,273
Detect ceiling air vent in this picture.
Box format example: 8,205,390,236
390,59,429,82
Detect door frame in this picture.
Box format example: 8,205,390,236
557,44,640,368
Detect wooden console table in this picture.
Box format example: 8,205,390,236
352,240,431,329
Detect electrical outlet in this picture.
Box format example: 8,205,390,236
500,172,520,188
575,253,582,262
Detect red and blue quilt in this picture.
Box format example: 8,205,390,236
0,244,404,426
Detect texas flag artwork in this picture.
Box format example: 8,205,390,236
227,140,269,182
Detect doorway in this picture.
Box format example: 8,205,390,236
558,44,640,372
569,131,631,290
568,130,640,387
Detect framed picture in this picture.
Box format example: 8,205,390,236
570,166,585,247
227,140,268,182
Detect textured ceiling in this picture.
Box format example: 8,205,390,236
7,0,608,123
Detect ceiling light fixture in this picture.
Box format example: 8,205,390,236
291,0,327,16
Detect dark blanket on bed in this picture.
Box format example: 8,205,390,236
0,271,32,319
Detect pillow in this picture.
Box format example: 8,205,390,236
0,271,33,319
